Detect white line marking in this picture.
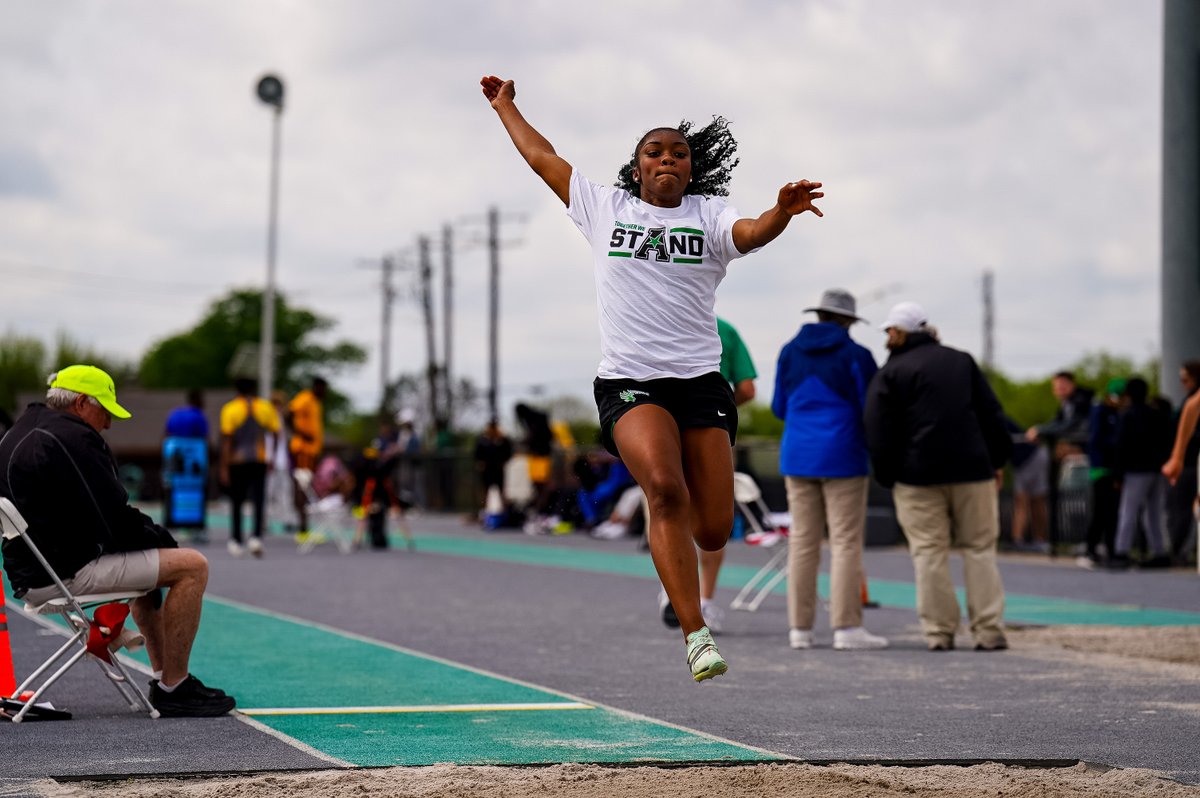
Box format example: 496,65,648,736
236,713,354,768
241,702,593,717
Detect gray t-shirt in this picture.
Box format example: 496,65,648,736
567,169,749,380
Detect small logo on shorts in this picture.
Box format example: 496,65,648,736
717,410,727,417
619,389,649,403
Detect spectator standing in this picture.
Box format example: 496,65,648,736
1109,377,1172,568
864,303,1012,651
219,377,280,558
1079,379,1125,568
1027,372,1094,450
0,366,235,715
1164,361,1200,564
474,418,514,516
1005,416,1049,552
162,389,210,544
288,377,328,537
772,289,886,651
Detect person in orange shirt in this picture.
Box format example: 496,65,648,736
287,377,328,535
219,377,281,558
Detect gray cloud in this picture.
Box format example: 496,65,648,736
0,1,1165,422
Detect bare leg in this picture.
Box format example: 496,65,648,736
699,548,724,600
614,407,702,637
1030,496,1049,543
1011,492,1029,545
130,548,209,686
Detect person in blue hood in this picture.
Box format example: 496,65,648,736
772,289,887,651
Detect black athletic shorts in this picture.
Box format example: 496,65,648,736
593,371,737,458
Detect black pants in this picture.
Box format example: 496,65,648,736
228,462,267,543
1087,475,1120,558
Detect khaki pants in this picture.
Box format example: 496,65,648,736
786,475,868,630
893,480,1006,645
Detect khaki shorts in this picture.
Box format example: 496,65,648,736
24,549,161,606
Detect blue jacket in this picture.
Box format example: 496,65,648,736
772,323,878,477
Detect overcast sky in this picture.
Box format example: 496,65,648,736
1,2,1164,425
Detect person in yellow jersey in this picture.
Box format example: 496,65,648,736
287,377,329,537
218,377,280,558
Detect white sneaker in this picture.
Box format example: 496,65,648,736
590,520,627,540
227,540,244,557
789,628,813,650
700,600,725,634
248,537,264,558
833,626,889,650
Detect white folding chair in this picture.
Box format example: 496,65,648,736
730,472,791,612
0,497,159,722
293,469,355,555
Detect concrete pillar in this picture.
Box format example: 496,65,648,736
1162,0,1200,403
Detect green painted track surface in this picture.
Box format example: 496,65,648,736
406,535,1200,627
113,597,780,766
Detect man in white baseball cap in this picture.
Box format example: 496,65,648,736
864,304,1012,652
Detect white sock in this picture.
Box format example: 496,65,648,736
152,671,162,681
158,677,185,692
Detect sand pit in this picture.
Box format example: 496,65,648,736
32,761,1200,798
30,626,1200,797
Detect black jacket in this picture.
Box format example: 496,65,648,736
1114,402,1172,476
864,334,1012,488
0,404,177,592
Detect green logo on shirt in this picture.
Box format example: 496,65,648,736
608,224,705,265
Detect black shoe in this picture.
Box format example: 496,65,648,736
660,600,680,629
1104,555,1132,570
151,674,228,699
974,638,1009,651
149,675,236,717
1137,555,1172,569
927,636,955,651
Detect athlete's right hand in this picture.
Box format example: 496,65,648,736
480,75,515,108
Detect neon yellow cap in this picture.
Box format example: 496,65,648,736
50,365,131,420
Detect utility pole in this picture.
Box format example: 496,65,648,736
487,207,500,421
441,224,454,432
982,269,995,370
418,235,439,427
255,74,285,398
380,254,396,410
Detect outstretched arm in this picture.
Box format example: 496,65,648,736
1163,391,1200,484
481,75,572,206
731,180,824,254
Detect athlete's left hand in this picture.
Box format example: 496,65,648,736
777,180,824,217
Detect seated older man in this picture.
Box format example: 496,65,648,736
0,365,235,717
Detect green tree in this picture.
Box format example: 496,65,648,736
139,289,367,395
0,332,136,416
0,333,46,415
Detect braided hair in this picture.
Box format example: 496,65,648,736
615,116,740,198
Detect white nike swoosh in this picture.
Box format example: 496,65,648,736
717,411,727,417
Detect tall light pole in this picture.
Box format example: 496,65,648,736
256,74,285,398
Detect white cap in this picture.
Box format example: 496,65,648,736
880,301,929,333
395,407,416,424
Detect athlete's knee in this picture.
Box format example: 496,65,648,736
694,509,733,551
641,473,689,518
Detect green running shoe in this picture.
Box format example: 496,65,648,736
686,626,727,682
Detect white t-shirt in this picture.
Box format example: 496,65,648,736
567,169,750,381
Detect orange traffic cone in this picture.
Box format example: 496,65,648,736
861,575,880,609
0,572,17,697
